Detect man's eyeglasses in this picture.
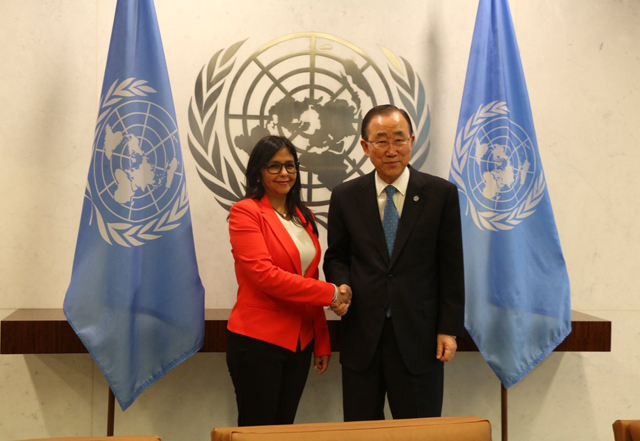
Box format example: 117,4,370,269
264,161,299,175
365,138,411,150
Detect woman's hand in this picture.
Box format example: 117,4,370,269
330,284,352,316
314,355,330,375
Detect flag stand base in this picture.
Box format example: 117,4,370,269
501,383,508,441
108,389,115,436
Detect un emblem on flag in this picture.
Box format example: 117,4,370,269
86,78,190,247
450,101,545,231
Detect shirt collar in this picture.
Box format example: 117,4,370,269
375,166,410,197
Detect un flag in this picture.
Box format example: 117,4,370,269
64,0,205,410
449,0,571,388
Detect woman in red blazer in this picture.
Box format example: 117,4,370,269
227,136,350,426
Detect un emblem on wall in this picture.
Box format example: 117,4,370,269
86,78,190,246
450,101,545,231
188,33,431,226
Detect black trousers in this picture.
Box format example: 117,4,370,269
226,331,313,426
342,318,444,421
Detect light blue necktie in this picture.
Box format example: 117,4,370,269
383,185,399,318
383,185,399,258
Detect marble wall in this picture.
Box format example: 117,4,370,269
1,0,639,440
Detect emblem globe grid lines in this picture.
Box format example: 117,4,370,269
451,101,546,231
84,78,192,247
187,33,431,227
468,117,537,212
93,100,184,223
224,33,395,208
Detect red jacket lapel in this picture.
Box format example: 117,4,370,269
256,196,305,275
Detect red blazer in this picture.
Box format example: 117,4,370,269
227,196,334,356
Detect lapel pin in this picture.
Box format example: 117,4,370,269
413,195,420,202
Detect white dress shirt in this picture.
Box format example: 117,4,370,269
374,167,410,221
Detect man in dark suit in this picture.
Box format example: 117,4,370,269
324,105,465,421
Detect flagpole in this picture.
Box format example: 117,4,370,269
107,389,115,436
501,384,508,441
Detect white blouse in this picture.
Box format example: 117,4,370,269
276,212,316,275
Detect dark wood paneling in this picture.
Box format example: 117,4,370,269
555,311,612,352
1,309,87,354
1,309,611,354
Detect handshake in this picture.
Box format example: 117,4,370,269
330,284,352,317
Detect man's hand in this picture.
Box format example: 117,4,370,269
436,334,457,362
330,284,352,316
314,355,330,375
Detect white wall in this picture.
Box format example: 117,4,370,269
1,0,639,440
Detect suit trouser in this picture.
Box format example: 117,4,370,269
226,330,313,426
341,317,444,421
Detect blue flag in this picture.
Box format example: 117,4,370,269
64,0,205,410
449,0,571,387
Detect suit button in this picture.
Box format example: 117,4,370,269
388,274,393,279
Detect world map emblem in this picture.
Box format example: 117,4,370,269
86,78,190,247
188,33,431,227
450,101,546,231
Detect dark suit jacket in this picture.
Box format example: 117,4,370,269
324,167,465,375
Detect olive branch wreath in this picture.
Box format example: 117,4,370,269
86,78,190,247
449,101,546,231
187,40,247,212
379,46,431,170
94,78,157,138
